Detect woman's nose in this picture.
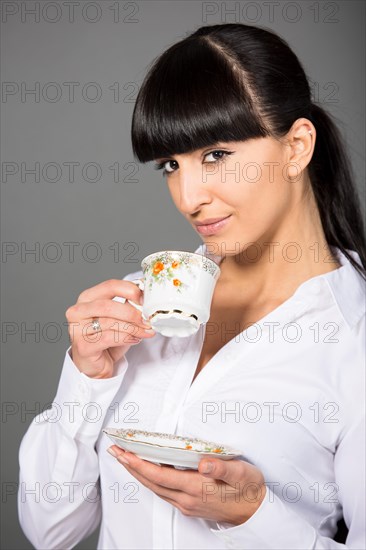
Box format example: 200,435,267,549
176,170,212,215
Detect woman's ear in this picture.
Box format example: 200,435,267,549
285,118,316,180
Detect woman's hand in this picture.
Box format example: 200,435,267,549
65,279,156,379
107,446,266,525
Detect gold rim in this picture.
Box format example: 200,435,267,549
141,250,220,270
149,309,198,321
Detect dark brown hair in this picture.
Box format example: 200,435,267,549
131,23,366,280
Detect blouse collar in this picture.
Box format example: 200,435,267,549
194,243,365,331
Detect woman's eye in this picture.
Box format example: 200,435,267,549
204,150,234,163
153,150,234,176
164,160,178,173
154,159,178,174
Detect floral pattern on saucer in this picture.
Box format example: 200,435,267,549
105,428,237,455
103,428,242,469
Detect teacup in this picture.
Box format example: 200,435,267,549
117,250,221,337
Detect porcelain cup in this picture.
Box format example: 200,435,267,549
118,250,221,337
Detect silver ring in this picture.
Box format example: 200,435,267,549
91,318,101,332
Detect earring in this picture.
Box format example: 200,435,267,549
308,130,312,134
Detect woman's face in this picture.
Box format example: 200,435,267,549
154,137,303,258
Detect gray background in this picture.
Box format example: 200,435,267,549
1,1,365,548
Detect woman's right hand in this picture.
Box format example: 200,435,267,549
65,279,156,379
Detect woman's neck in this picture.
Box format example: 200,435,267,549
216,196,341,304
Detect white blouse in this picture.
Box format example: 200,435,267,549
18,244,365,549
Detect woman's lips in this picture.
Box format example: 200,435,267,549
195,215,232,235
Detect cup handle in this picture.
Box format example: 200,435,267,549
123,278,145,314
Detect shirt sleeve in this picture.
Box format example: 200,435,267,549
210,416,366,549
18,346,129,550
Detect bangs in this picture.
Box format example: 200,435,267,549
131,37,269,163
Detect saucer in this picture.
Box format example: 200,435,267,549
103,428,242,469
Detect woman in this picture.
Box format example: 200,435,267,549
18,23,365,549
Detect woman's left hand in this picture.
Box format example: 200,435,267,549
107,446,266,525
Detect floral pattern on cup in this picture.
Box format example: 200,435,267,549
143,252,200,292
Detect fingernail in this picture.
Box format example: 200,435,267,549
142,319,152,328
117,454,130,465
107,447,130,464
144,328,155,333
201,462,213,474
107,447,118,457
